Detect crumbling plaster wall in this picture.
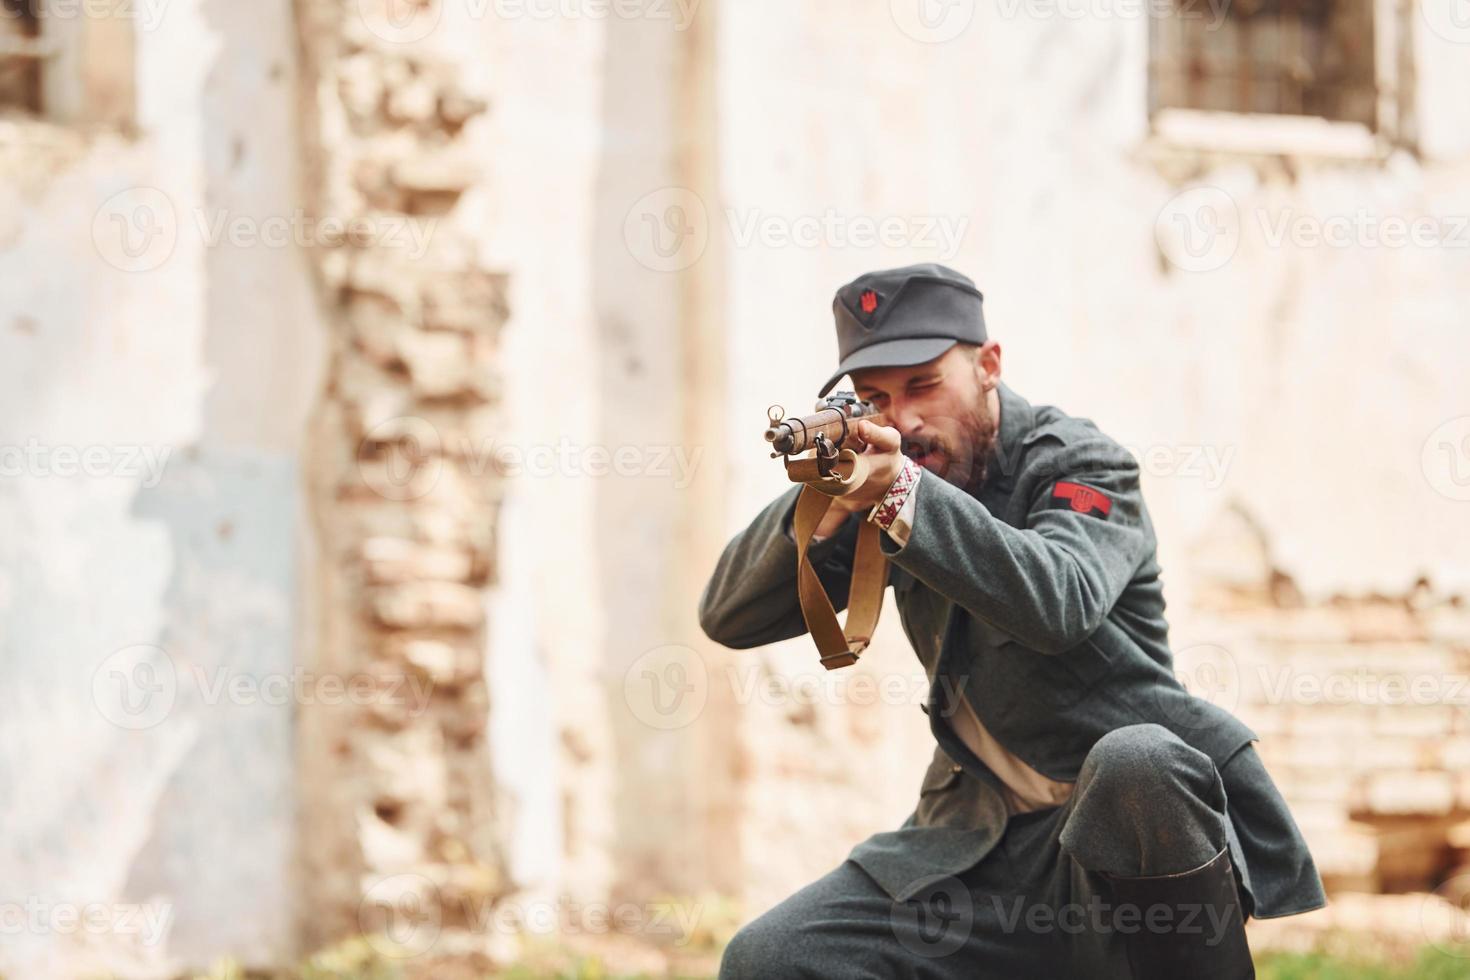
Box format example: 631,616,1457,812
0,0,1466,971
0,0,322,973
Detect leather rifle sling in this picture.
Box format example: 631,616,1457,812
788,456,890,670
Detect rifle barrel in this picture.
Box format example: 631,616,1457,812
765,401,877,456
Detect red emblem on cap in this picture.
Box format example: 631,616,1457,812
860,290,879,315
1053,481,1112,517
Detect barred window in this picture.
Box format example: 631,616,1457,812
1150,0,1378,128
0,0,136,127
0,0,42,114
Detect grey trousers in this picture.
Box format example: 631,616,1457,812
720,724,1247,980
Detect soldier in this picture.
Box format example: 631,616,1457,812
699,264,1325,979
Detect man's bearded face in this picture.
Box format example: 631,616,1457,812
850,344,1000,493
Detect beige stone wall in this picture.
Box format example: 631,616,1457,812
0,0,1468,973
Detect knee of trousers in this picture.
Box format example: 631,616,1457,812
1060,723,1228,874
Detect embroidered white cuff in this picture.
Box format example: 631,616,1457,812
868,456,922,546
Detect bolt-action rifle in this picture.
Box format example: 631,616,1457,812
763,392,891,670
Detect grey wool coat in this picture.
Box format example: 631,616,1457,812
698,381,1326,919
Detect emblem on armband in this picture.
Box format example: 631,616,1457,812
1050,481,1112,519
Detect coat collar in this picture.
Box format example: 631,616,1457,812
982,380,1035,494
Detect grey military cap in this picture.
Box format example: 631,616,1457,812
819,263,988,397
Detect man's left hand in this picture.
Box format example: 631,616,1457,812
840,420,907,510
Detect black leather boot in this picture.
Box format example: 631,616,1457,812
1104,848,1255,980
